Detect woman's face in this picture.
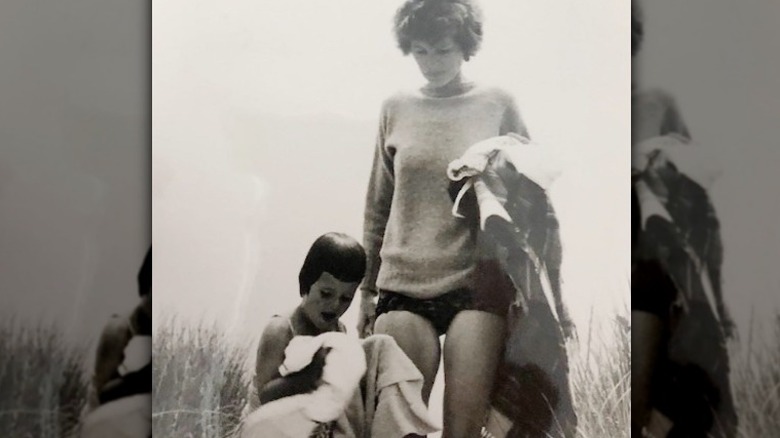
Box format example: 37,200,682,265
410,37,465,88
300,271,358,331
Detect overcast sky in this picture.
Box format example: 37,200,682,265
1,0,149,343
153,0,632,343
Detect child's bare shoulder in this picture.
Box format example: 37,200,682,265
100,314,131,341
258,317,294,351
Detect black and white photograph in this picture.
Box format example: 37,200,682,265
631,0,780,436
152,1,630,437
0,1,151,436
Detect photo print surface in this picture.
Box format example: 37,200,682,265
153,1,630,437
631,0,780,436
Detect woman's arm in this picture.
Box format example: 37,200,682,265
542,203,574,336
359,102,394,337
499,92,530,139
660,93,691,140
98,362,152,405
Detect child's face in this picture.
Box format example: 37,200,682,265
140,293,151,319
411,36,465,89
301,272,359,331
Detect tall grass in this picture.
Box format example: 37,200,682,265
731,313,780,437
570,310,632,437
153,312,634,438
152,316,251,438
151,311,780,437
0,319,90,437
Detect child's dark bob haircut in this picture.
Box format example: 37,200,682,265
138,246,152,297
394,0,483,61
298,233,366,297
632,1,644,56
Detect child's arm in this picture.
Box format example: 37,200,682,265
254,318,327,405
254,318,294,397
259,347,329,404
92,315,132,395
98,362,152,404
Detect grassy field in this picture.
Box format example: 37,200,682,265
152,317,252,438
730,314,780,437
152,312,635,437
3,311,775,437
152,310,780,438
0,319,90,438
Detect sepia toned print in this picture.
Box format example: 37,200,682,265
152,0,630,437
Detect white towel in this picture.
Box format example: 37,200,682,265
447,133,562,191
633,135,722,189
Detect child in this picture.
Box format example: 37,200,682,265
246,233,366,431
81,247,152,438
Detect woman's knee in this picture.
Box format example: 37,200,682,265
375,310,437,337
374,311,441,381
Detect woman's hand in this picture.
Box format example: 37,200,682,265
719,306,738,340
557,305,576,341
357,292,377,339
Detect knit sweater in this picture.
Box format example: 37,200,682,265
632,87,690,144
362,83,529,299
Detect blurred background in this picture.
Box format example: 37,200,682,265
1,0,149,340
637,0,780,338
636,1,780,435
0,0,149,434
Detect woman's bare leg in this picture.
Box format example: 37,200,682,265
375,310,441,403
442,310,506,438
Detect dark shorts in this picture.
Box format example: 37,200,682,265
375,259,516,335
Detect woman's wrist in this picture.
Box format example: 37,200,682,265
361,287,379,302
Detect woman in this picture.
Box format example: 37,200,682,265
631,3,737,436
357,1,530,436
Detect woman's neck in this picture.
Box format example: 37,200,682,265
421,73,475,98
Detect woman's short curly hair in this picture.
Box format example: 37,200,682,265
393,0,483,61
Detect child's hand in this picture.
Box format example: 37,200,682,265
304,333,366,423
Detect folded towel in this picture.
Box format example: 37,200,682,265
633,135,722,190
289,333,367,423
447,134,562,191
240,334,438,438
